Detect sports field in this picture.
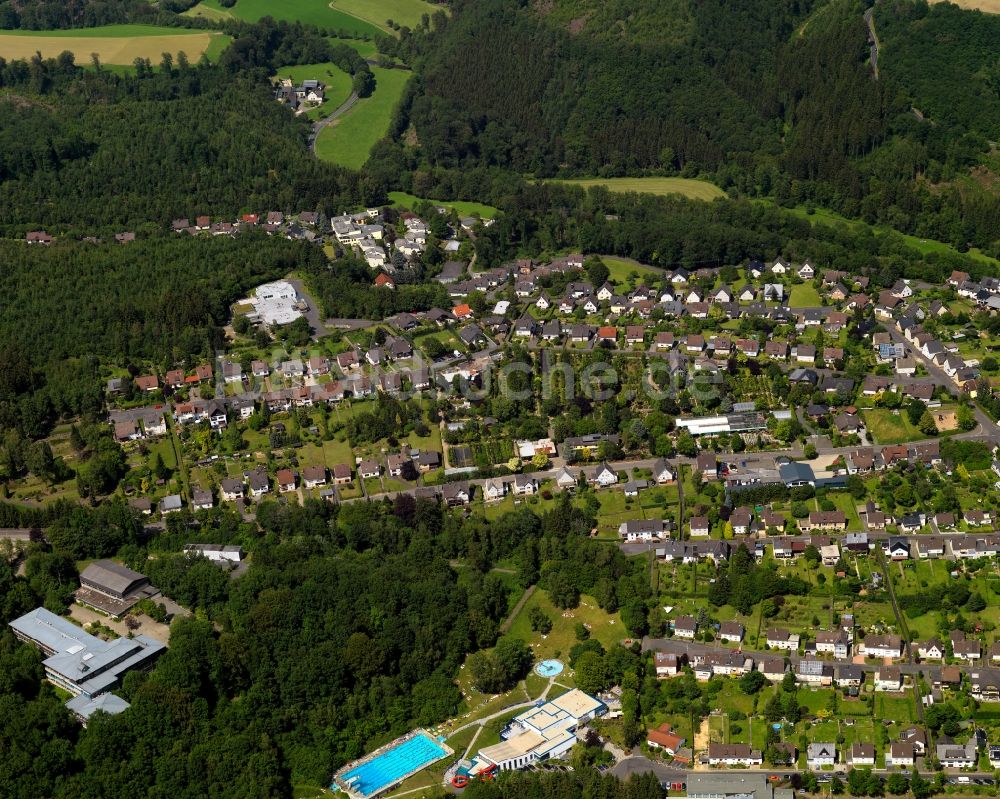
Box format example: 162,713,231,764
315,67,410,169
548,176,727,201
185,0,383,38
0,24,226,65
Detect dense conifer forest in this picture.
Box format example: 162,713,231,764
373,0,1000,254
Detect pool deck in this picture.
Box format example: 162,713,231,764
332,729,454,799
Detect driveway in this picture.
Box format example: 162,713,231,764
284,276,329,339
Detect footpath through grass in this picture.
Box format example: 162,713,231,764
544,176,727,201
315,67,411,169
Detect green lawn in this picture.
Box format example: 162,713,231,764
862,409,926,445
274,62,354,109
335,37,379,59
315,67,411,169
186,0,383,38
505,590,625,661
388,191,498,219
788,283,822,308
545,176,727,201
330,0,445,31
601,255,664,287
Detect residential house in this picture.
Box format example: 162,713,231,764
875,666,903,692
862,635,904,660
766,628,800,651
673,616,698,639
887,742,915,768
807,743,836,769
848,743,876,767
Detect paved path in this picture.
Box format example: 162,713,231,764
285,277,330,339
325,317,376,330
309,91,359,154
500,584,535,634
447,674,558,737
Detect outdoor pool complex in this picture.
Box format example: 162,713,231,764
534,659,564,677
334,731,450,798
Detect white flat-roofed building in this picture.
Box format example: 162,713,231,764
469,689,605,773
10,607,164,703
183,544,244,563
243,280,304,326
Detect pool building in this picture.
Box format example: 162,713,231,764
468,689,606,774
333,730,452,799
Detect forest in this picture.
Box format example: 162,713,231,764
0,20,380,233
373,0,1000,255
0,234,320,440
0,491,653,798
0,0,155,29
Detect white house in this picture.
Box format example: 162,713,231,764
807,743,836,769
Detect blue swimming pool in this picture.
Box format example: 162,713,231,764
534,659,564,677
337,733,448,797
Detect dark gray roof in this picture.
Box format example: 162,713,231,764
80,560,148,597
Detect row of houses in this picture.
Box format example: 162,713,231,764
700,733,979,770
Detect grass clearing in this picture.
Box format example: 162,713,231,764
601,255,664,287
0,25,226,65
505,590,624,662
388,191,498,218
788,283,822,308
545,176,726,201
862,408,926,445
187,0,384,37
315,67,410,169
331,0,445,31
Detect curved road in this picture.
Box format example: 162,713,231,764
310,91,359,154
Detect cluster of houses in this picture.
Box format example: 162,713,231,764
168,209,327,241
695,731,984,771
274,77,327,113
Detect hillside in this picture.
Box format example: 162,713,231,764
375,0,1000,256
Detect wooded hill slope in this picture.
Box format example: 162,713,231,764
378,0,1000,255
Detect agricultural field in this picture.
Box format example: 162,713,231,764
314,67,411,169
546,176,727,201
331,0,446,31
388,191,498,219
0,25,228,66
184,0,383,38
930,0,1000,13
